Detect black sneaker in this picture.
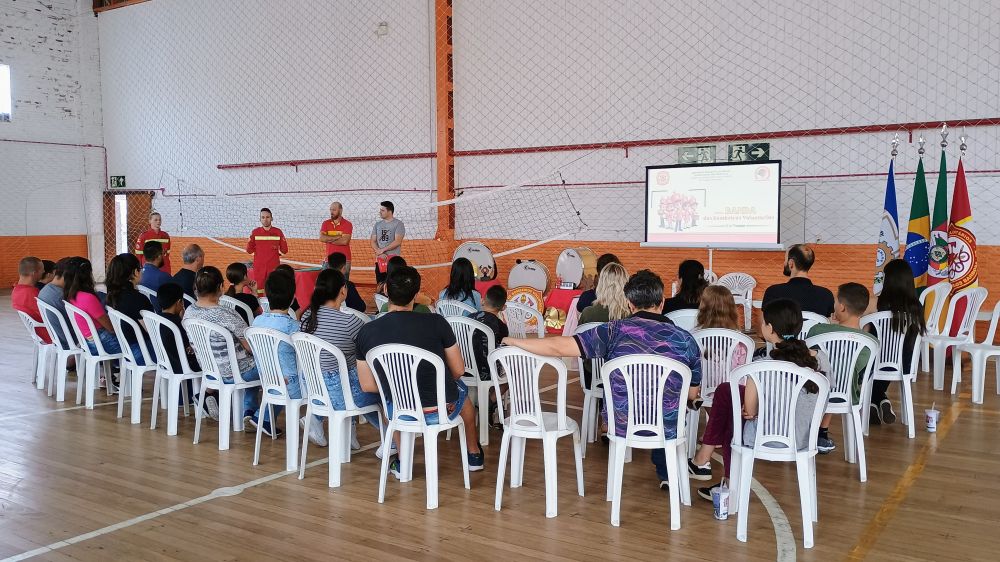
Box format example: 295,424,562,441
817,435,836,454
468,445,485,472
688,459,712,481
869,404,883,426
879,399,897,424
698,482,722,502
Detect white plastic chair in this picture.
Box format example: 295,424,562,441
957,300,1000,404
504,301,546,338
17,310,53,390
259,297,270,313
245,327,305,469
340,305,371,324
183,294,196,306
137,285,158,307
107,308,157,424
575,322,606,457
220,295,255,325
448,316,502,446
64,301,123,408
800,311,829,339
919,281,952,373
729,360,830,548
184,317,262,451
860,311,921,438
367,343,471,510
373,293,388,311
688,328,754,457
805,331,878,482
717,272,757,331
293,332,383,487
491,347,583,518
437,298,477,317
37,299,84,402
704,270,719,284
924,287,988,392
665,309,698,332
601,354,693,529
142,310,201,436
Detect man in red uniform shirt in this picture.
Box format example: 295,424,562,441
246,207,288,296
135,211,172,273
319,200,353,279
11,256,50,343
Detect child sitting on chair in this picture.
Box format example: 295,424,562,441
470,285,509,428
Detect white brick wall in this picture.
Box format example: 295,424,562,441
0,0,105,268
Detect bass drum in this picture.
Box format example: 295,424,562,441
555,247,598,289
453,241,497,281
508,259,550,294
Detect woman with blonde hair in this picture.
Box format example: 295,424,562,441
579,262,631,324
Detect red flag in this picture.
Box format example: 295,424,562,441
947,157,978,335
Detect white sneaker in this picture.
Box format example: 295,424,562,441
300,417,328,447
351,420,361,451
204,395,220,421
375,441,397,460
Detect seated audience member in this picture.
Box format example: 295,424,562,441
376,256,432,313
327,251,366,313
36,259,56,289
66,258,123,358
273,264,302,313
11,256,50,343
184,266,271,436
688,298,830,499
172,244,204,299
869,258,925,426
662,259,709,314
38,257,76,349
139,241,173,297
251,271,304,435
762,243,835,317
504,269,702,491
579,262,631,405
156,282,217,420
439,257,482,313
356,265,485,477
105,253,155,364
806,282,878,452
299,269,385,449
696,284,749,367
225,262,262,324
469,284,510,427
576,253,621,312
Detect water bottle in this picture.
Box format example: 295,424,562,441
712,482,730,520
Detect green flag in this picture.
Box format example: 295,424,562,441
904,158,930,293
927,150,950,286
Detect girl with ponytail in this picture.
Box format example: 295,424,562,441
687,298,830,502
225,262,261,324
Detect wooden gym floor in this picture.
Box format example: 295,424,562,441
0,293,998,561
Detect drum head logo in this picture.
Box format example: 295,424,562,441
656,171,670,185
754,166,770,181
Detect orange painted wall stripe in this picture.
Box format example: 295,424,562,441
0,235,89,287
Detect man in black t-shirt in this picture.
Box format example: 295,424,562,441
171,244,204,301
327,251,366,312
761,244,835,317
356,265,485,473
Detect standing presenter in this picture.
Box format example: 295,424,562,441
320,201,353,279
370,200,405,284
135,211,172,273
246,207,288,296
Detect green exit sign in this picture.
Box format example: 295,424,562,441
110,176,126,188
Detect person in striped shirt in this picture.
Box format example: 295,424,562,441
135,212,172,273
246,207,288,296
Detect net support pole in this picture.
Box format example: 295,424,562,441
434,0,456,242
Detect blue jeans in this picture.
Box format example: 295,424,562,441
651,449,670,481
386,380,468,425
287,370,381,427
86,329,122,355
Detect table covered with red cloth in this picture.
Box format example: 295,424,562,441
543,287,582,334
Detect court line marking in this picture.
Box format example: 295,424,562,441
0,441,381,562
0,398,154,421
539,377,579,393
845,402,964,561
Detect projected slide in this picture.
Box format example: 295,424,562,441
645,161,781,248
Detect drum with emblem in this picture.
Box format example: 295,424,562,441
453,241,497,281
555,247,597,289
508,260,550,312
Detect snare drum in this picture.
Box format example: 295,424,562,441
555,247,597,289
453,241,497,281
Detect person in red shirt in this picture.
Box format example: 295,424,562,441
319,201,353,279
11,256,50,343
135,211,172,273
246,207,288,296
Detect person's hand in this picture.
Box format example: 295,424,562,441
247,279,258,292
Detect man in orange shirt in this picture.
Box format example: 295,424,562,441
319,201,353,279
135,211,172,273
246,207,288,296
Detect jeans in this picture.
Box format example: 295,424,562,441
386,380,468,425
86,329,122,355
286,370,381,427
223,365,261,418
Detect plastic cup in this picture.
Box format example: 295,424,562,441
925,408,940,432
